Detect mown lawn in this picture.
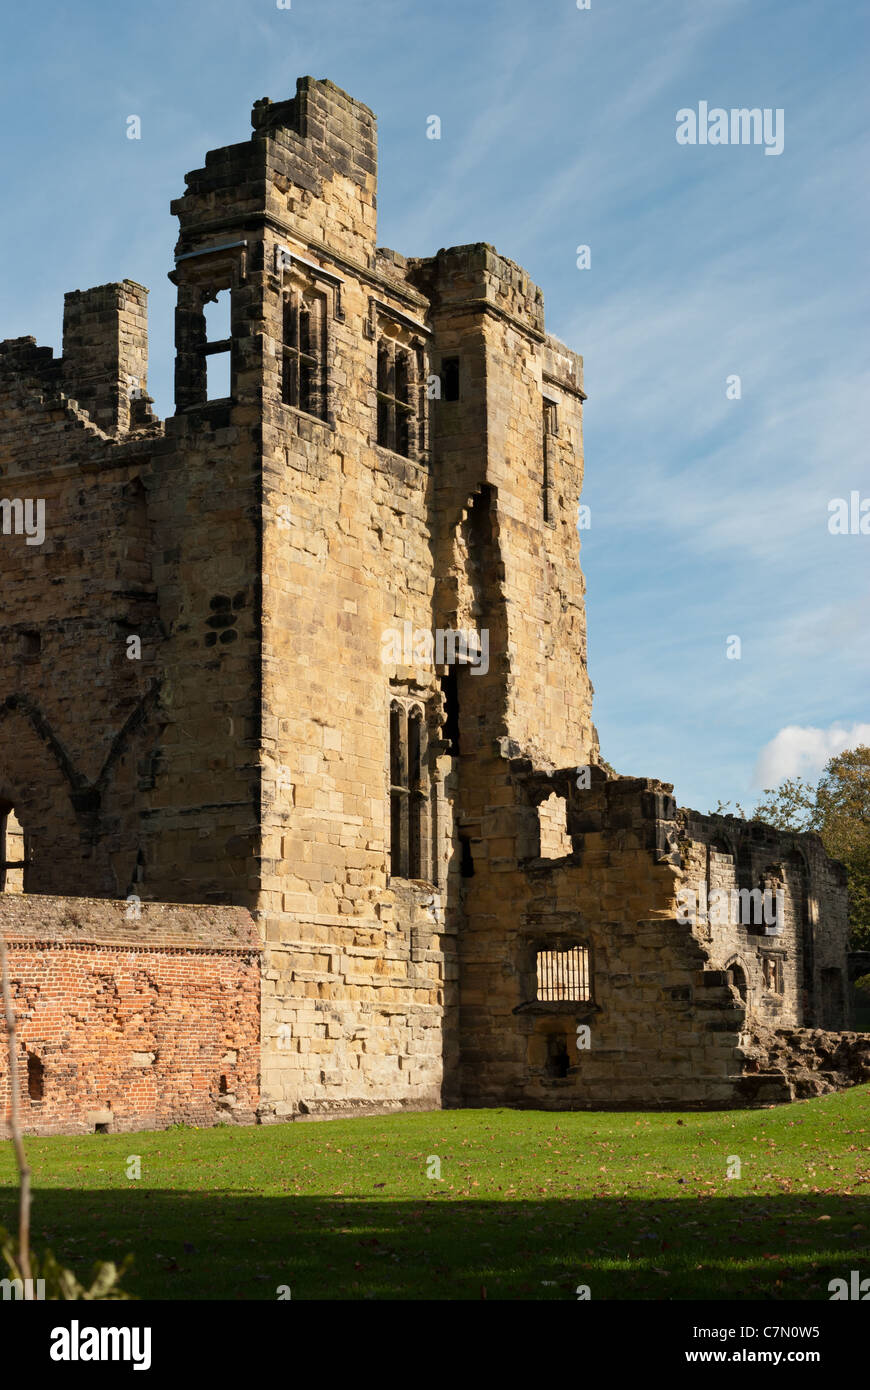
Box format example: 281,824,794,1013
1,1089,868,1300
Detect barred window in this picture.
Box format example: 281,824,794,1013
282,289,326,419
536,946,590,1003
389,699,431,880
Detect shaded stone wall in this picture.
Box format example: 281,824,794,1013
454,762,854,1109
0,897,261,1136
456,763,747,1109
678,812,851,1031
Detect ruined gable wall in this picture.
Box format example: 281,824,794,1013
0,309,263,909
483,293,596,769
678,812,851,1031
458,767,747,1108
0,346,163,898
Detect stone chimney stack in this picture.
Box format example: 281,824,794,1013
62,280,151,434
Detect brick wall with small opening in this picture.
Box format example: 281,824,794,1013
0,895,261,1136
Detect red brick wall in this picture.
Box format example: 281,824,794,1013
0,897,261,1136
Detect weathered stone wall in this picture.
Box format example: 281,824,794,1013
678,812,851,1030
0,76,857,1126
0,298,263,912
740,1026,870,1100
0,897,261,1136
456,763,749,1109
0,339,163,900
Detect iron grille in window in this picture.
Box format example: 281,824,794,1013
389,700,430,880
377,338,421,457
282,290,326,419
536,946,590,1002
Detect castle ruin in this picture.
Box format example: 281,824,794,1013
0,79,863,1135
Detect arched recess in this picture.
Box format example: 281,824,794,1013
0,683,163,898
90,684,165,899
724,955,750,1010
0,700,72,896
433,485,508,749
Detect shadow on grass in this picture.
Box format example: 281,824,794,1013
2,1189,867,1300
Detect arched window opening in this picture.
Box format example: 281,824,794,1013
389,698,432,881
1,807,28,893
726,960,748,1005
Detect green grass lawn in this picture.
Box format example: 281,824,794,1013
2,1089,868,1300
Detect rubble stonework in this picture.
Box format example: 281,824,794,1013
0,78,860,1134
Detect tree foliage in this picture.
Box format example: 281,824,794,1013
712,746,870,949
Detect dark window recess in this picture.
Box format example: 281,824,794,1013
389,701,430,880
408,709,424,876
282,290,327,419
459,833,474,878
377,337,421,458
20,631,40,658
27,1053,44,1101
441,356,460,401
546,1034,570,1078
440,669,460,755
542,398,558,523
536,946,591,1003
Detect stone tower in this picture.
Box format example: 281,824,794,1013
0,79,857,1136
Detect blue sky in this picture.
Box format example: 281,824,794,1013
1,0,867,814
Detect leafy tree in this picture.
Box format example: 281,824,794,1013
708,799,747,819
752,776,819,833
814,746,870,950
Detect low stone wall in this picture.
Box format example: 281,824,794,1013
0,895,261,1136
738,1026,870,1102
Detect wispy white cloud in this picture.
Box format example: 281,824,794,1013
754,722,870,786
